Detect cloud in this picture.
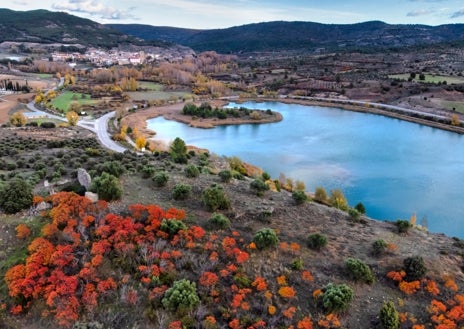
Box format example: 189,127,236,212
450,9,464,18
12,0,31,5
407,9,434,16
51,0,135,20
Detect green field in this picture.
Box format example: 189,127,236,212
50,91,98,112
432,99,464,114
137,81,163,91
389,73,464,85
29,73,54,79
127,90,192,101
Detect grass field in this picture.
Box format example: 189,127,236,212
127,90,192,101
50,91,98,112
29,73,54,79
389,73,464,85
432,99,464,113
137,81,163,91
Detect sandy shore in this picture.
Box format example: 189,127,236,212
120,100,283,150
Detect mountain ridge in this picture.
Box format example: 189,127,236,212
108,20,464,53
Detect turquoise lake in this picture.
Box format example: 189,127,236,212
147,101,464,238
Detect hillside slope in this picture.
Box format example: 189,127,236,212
0,9,146,48
108,20,464,53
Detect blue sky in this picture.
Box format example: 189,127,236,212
5,0,464,29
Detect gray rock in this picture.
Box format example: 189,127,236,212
36,201,51,211
77,168,92,189
85,192,99,203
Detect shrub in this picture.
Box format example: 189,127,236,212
0,177,33,214
141,165,156,178
90,172,122,201
253,228,279,249
152,171,169,187
372,239,388,256
355,202,366,214
209,213,230,229
185,164,200,178
262,172,271,180
202,184,230,211
40,122,56,128
250,178,269,196
396,220,412,233
162,279,200,312
160,219,187,236
348,207,361,221
170,137,187,164
99,161,125,178
307,233,327,250
10,112,27,127
218,170,232,183
314,186,328,203
291,258,303,270
345,258,375,284
292,190,308,205
380,301,399,329
329,189,348,210
172,184,192,200
322,283,353,313
403,256,427,281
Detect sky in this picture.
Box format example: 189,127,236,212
4,0,464,29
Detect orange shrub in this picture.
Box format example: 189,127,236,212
297,316,313,329
387,270,406,282
301,270,314,282
278,286,296,299
252,276,267,291
399,280,421,295
425,279,440,296
277,275,287,286
15,224,31,239
199,271,219,287
283,306,296,319
268,305,277,315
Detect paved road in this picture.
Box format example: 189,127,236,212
94,112,127,153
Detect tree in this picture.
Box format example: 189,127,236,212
0,178,33,214
135,135,147,151
66,111,79,126
419,73,425,81
162,279,200,312
68,101,81,114
329,189,348,210
90,172,122,201
170,137,187,164
10,112,27,127
380,301,399,329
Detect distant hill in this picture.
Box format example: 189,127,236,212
0,9,161,48
108,20,464,53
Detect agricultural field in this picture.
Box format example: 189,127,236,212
50,91,98,112
127,89,192,102
389,73,464,85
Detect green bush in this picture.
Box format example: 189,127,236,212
380,301,399,329
372,239,388,256
162,279,200,312
355,202,366,214
209,213,230,229
307,233,327,251
170,137,187,164
250,178,269,196
152,171,169,187
90,172,122,201
98,161,125,178
0,177,33,214
403,256,427,281
40,122,56,128
292,190,308,205
348,207,361,221
172,184,192,200
322,283,353,313
262,172,271,180
185,164,200,178
396,220,412,233
141,165,156,178
218,170,232,183
202,184,230,211
291,258,303,270
160,219,188,236
253,228,279,249
345,258,375,284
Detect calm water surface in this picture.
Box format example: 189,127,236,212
147,101,464,237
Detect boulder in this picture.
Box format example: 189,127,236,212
77,168,92,189
85,192,99,203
